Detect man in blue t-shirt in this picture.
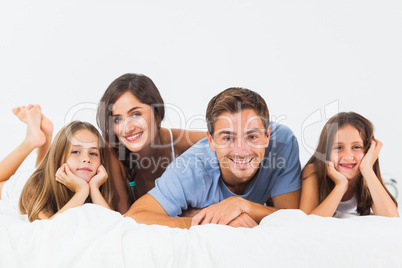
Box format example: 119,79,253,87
125,87,301,228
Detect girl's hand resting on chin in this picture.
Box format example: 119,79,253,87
56,163,89,194
359,138,382,174
89,165,108,189
326,161,348,188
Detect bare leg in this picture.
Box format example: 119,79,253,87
0,105,45,183
37,106,53,166
0,105,48,198
12,104,53,167
0,181,5,198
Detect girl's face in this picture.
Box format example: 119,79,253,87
112,91,158,152
66,129,101,182
330,124,365,180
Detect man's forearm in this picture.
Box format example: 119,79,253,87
244,200,279,223
244,190,301,223
125,210,192,229
123,193,193,229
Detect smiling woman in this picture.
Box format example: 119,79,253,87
96,73,206,213
112,91,156,153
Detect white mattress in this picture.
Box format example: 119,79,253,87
1,169,402,267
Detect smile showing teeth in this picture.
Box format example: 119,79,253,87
340,164,355,168
232,158,253,164
125,132,142,141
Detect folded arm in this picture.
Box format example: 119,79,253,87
89,165,111,210
192,190,300,227
360,139,399,217
39,163,90,220
124,193,192,229
39,189,89,220
300,164,348,217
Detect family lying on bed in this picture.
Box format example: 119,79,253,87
0,73,398,226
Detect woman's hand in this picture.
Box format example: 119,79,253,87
326,161,348,188
360,138,382,174
56,163,89,194
89,165,108,189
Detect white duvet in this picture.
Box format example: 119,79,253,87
1,170,402,267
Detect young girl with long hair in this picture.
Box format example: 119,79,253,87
300,112,398,217
0,105,114,222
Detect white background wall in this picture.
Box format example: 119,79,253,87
0,0,401,203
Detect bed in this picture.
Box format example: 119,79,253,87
1,168,402,267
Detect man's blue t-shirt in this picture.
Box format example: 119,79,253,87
149,122,301,217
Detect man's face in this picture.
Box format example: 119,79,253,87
207,109,270,194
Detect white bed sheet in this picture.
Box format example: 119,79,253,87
1,170,402,268
1,201,402,268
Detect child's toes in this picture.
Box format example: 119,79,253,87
12,107,21,115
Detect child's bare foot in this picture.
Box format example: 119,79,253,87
12,105,29,123
13,105,46,149
26,105,46,148
13,104,53,143
41,113,54,139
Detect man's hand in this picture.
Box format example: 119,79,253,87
191,196,248,226
180,207,203,217
228,213,258,228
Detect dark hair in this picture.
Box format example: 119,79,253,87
205,87,269,135
302,112,397,215
96,73,165,203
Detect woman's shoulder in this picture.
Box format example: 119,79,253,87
168,128,207,155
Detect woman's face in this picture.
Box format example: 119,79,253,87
330,124,365,180
112,91,158,152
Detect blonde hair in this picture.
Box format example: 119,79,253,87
19,121,114,222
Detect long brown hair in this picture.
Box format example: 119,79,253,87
302,112,397,215
96,73,165,203
19,121,114,222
